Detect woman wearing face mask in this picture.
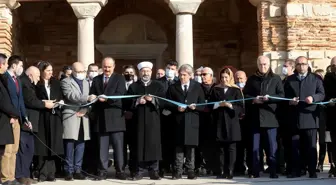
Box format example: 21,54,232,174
34,61,64,182
210,67,243,179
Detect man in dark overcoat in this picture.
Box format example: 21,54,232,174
243,56,284,178
284,56,324,178
166,64,205,180
90,57,127,180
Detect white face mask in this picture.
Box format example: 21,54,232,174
194,76,202,83
15,66,23,76
75,73,86,80
89,72,98,79
282,67,288,76
165,69,175,78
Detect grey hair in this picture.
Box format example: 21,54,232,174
202,67,213,76
102,56,115,65
178,64,194,76
257,55,270,65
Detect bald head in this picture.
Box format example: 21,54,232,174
72,62,84,72
25,66,40,85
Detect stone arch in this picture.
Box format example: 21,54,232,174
96,13,168,71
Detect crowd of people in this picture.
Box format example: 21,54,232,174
0,53,335,185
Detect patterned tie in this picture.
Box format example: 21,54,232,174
13,76,19,93
104,76,109,89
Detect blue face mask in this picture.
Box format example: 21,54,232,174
237,82,245,88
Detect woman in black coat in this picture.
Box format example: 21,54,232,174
210,67,243,179
34,61,64,182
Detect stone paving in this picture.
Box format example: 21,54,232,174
32,169,336,185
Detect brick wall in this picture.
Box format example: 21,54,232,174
0,5,14,57
259,0,336,74
18,2,77,75
15,0,259,75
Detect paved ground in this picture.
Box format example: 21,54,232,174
32,169,336,185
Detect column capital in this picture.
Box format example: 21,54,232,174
0,0,20,9
67,0,107,18
166,0,204,15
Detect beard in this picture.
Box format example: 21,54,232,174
142,75,150,82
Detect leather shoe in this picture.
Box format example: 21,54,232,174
27,179,38,184
17,178,28,184
73,173,86,180
64,172,73,181
116,172,127,180
172,173,182,180
132,173,143,181
149,171,161,180
94,172,106,181
187,172,197,180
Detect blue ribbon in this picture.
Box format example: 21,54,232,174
55,94,336,109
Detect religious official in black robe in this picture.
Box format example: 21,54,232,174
126,61,164,180
166,64,205,180
210,67,243,179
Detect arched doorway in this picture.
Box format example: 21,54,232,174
96,14,168,73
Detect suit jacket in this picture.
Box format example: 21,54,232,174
20,74,45,132
90,73,126,133
1,72,27,124
284,72,325,130
61,76,90,140
0,79,20,145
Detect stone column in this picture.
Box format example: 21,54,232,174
167,0,203,68
67,0,107,69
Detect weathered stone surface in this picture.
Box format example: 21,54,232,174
70,3,101,18
288,51,308,59
270,51,287,60
326,50,336,59
269,5,281,17
286,4,303,16
308,50,325,59
167,0,203,14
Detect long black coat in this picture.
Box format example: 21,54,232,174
0,80,20,145
90,73,126,133
156,76,179,145
199,83,216,143
243,72,284,128
20,74,45,133
127,80,165,161
166,80,205,146
35,78,64,156
210,86,243,142
284,72,325,130
323,72,336,131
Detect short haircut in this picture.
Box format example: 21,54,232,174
0,53,7,64
178,64,193,76
123,65,136,71
62,65,72,72
88,63,99,68
315,69,324,74
8,55,23,68
166,60,178,67
285,59,295,68
202,67,213,76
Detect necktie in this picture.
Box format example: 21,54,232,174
104,76,109,89
183,85,188,96
13,76,19,93
300,75,304,81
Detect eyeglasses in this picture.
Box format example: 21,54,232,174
201,73,209,76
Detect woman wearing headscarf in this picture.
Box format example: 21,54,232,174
210,67,243,179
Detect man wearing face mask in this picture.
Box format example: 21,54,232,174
123,65,136,91
18,66,55,184
1,55,30,185
60,62,97,180
87,63,99,87
194,67,203,83
235,71,247,89
156,60,179,177
156,69,165,79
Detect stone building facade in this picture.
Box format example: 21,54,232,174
0,0,334,76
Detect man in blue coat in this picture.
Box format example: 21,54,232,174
284,56,325,178
2,55,30,184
